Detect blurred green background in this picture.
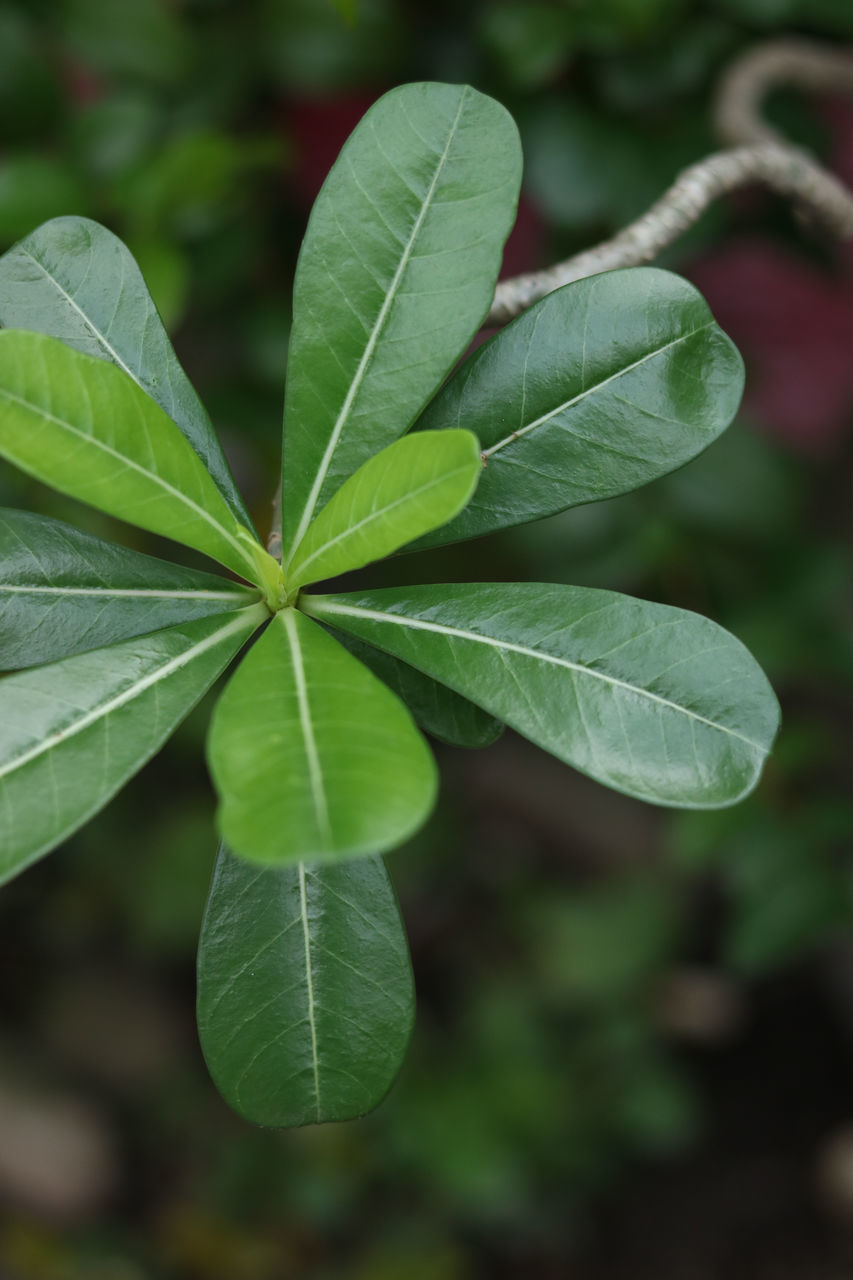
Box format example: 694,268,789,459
1,1,853,1276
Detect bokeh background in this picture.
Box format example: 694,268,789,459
1,1,853,1276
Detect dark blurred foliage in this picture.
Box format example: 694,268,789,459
0,1,853,1277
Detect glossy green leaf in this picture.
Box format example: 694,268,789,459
281,81,522,560
0,604,266,886
0,216,252,528
286,429,481,587
412,269,744,548
207,607,437,864
332,629,503,748
0,330,277,591
0,507,259,670
304,584,780,809
197,843,414,1127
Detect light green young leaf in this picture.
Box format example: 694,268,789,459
0,507,259,670
411,269,744,548
286,429,481,587
0,216,253,529
332,628,504,748
197,843,414,1127
0,331,278,591
281,81,522,560
304,584,780,809
0,604,266,886
207,608,437,865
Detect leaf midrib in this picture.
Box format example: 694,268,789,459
0,605,264,781
19,245,140,385
307,598,765,752
1,584,251,601
481,322,715,459
286,87,471,560
298,861,322,1123
281,611,332,841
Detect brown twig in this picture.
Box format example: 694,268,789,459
487,143,853,325
714,37,853,147
488,39,853,326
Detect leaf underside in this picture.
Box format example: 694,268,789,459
0,605,265,885
0,215,253,529
207,608,437,865
411,268,745,548
197,843,415,1127
0,506,259,669
281,80,522,560
304,583,780,809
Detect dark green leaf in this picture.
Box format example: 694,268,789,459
413,269,744,548
304,583,780,808
207,608,437,864
197,843,414,1127
0,604,266,886
0,507,259,670
281,81,521,560
0,216,252,528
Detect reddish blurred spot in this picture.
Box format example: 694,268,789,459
61,58,103,106
687,98,853,457
825,96,853,192
499,193,546,280
284,93,383,208
688,241,853,455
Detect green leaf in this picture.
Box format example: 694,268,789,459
304,584,780,809
286,429,481,587
0,216,252,529
331,629,504,748
0,507,259,670
281,81,522,560
207,608,437,864
197,843,414,1127
412,269,745,548
0,330,277,591
0,604,266,886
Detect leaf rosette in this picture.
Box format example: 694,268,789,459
0,82,779,1127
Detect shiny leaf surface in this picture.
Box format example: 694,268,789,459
305,583,780,808
0,330,276,588
0,507,259,669
412,269,744,547
207,608,437,864
281,81,521,559
197,843,414,1127
286,429,480,587
0,216,252,527
0,604,266,885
